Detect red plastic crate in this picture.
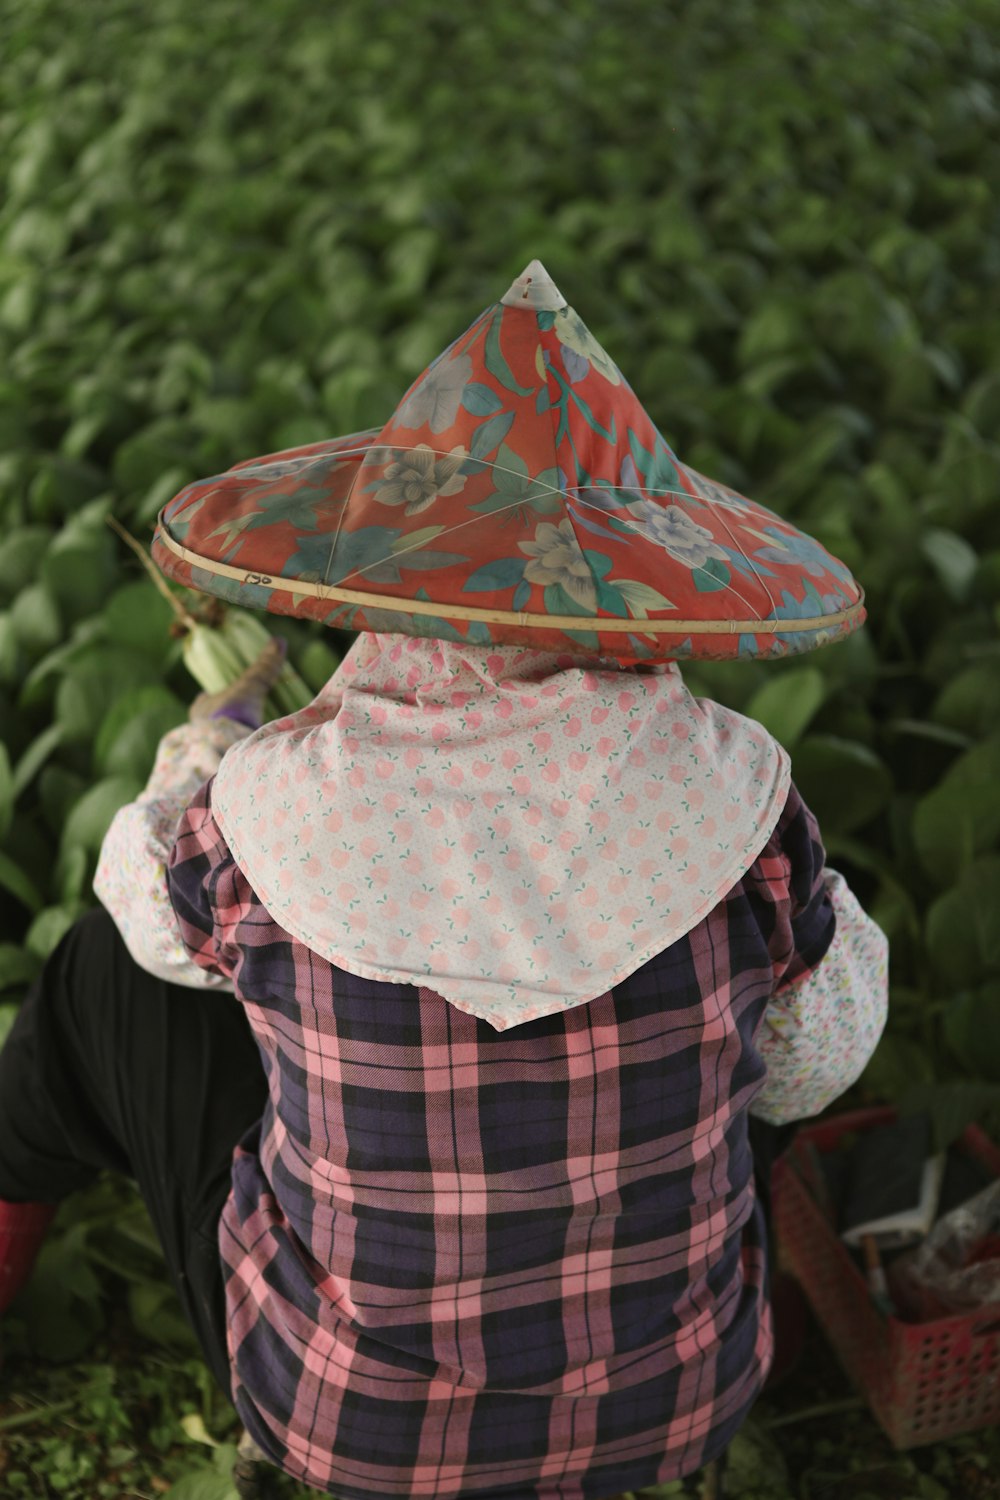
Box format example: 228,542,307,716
772,1104,1000,1448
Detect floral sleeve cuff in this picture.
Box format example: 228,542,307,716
749,868,889,1126
94,719,252,990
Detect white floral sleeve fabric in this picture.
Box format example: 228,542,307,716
94,718,251,992
749,866,889,1126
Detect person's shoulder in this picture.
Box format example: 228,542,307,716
737,779,826,907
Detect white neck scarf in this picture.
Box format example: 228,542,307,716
211,632,790,1030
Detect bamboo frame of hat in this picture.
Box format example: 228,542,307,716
155,526,865,637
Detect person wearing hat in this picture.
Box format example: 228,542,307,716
0,263,888,1498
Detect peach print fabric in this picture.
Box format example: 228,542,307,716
210,632,791,1031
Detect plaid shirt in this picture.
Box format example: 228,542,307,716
164,771,837,1498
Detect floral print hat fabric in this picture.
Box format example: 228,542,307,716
210,631,792,1030
152,260,865,663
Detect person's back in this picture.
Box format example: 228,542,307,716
153,637,887,1497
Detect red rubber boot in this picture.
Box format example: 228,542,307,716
0,1198,58,1315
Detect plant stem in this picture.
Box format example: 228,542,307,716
104,515,201,631
0,1395,81,1432
762,1395,867,1430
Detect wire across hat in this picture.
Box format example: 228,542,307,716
152,259,865,663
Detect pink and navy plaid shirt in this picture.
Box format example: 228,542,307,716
165,775,835,1498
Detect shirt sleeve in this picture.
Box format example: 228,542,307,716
93,717,252,992
746,782,890,1126
165,774,253,986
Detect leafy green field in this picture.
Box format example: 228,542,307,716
1,0,1000,1494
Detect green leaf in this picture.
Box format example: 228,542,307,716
55,646,157,744
887,718,974,751
25,904,86,961
943,984,1000,1082
136,464,198,527
791,735,893,835
737,297,808,365
27,458,106,523
931,664,1000,738
921,526,978,604
0,1002,19,1047
8,581,62,660
857,1031,936,1104
926,857,1000,988
898,1081,1000,1154
128,1280,201,1353
0,848,44,914
745,668,827,751
0,611,18,686
913,735,1000,885
298,639,341,692
94,686,186,779
0,942,41,993
722,1417,790,1494
57,843,90,905
17,614,109,707
211,1445,240,1478
39,765,87,835
11,722,64,799
739,354,810,401
103,579,178,662
41,531,118,624
962,367,1000,435
0,741,12,841
113,417,196,497
61,774,143,855
16,1233,104,1362
162,1467,239,1500
0,525,51,605
181,1412,220,1448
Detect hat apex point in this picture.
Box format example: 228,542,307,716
501,259,567,311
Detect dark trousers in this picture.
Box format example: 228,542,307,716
0,906,795,1415
0,907,267,1396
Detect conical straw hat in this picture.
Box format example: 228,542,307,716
153,258,865,663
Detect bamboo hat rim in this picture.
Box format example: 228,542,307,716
155,521,865,639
